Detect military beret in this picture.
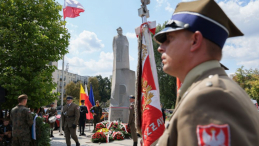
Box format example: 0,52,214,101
81,100,85,103
154,0,243,48
129,95,135,99
66,96,73,100
18,94,28,99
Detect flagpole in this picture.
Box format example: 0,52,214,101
59,22,66,136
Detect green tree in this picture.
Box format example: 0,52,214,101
64,81,82,105
0,0,70,109
233,66,259,102
96,75,111,103
88,77,100,103
151,22,177,109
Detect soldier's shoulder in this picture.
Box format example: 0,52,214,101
192,74,237,93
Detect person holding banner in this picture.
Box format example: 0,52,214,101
128,95,138,146
154,0,259,145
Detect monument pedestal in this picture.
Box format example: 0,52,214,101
108,69,135,123
109,107,129,122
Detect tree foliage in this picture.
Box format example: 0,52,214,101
151,22,177,109
96,75,111,103
233,66,259,102
88,77,100,102
64,81,82,105
0,0,70,109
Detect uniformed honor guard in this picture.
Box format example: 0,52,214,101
79,100,88,136
61,96,80,146
128,95,138,146
10,94,33,146
90,100,102,132
153,0,259,145
46,102,57,137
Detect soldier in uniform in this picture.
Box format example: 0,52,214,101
90,100,102,132
10,94,33,146
46,102,57,137
153,0,259,145
61,96,80,146
128,95,138,146
79,100,88,136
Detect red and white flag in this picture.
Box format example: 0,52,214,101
135,21,165,146
63,0,85,20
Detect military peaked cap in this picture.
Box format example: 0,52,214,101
129,95,135,99
66,96,73,100
154,0,243,48
81,100,85,103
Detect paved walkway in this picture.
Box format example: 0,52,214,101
51,124,141,146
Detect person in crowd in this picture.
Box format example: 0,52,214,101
61,96,80,146
128,95,138,146
10,94,33,146
46,102,57,137
90,100,102,132
79,100,88,136
0,118,12,146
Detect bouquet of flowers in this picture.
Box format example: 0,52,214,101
112,131,125,140
97,128,109,133
95,123,105,131
91,132,107,143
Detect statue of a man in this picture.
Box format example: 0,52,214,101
141,0,150,13
141,0,150,5
112,27,129,69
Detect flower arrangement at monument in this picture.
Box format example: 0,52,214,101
95,122,105,131
91,120,131,143
112,131,125,140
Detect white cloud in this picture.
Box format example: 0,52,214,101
165,2,174,13
218,0,259,37
156,0,166,7
59,51,113,77
69,30,104,54
220,0,259,69
125,32,136,39
129,55,134,61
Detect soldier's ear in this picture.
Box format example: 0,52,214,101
190,31,203,52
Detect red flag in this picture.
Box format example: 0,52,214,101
176,78,182,96
135,21,165,146
80,85,93,119
63,0,85,20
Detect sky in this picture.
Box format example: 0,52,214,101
57,0,259,77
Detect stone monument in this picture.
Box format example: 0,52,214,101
108,27,135,123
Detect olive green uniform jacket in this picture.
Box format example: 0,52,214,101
90,106,102,121
61,102,80,128
157,61,259,146
128,103,138,142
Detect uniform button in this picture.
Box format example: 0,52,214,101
208,75,213,78
206,81,213,87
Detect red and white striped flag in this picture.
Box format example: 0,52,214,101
135,21,165,146
63,0,85,20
